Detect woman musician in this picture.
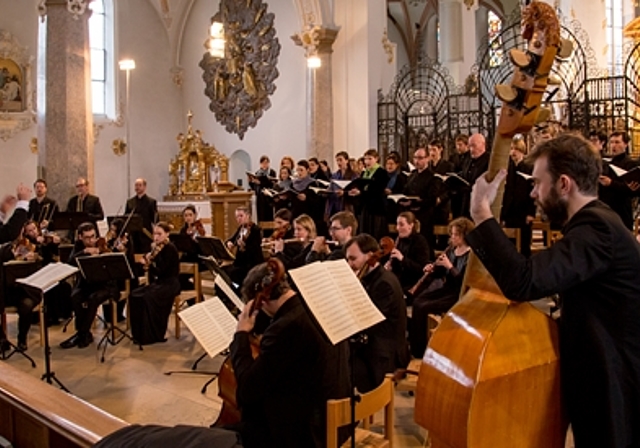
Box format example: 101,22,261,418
180,205,205,241
385,212,431,299
408,217,474,358
271,214,316,270
224,207,263,286
129,222,180,345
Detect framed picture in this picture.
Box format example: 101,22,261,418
0,57,25,112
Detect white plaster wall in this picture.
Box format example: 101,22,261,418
93,0,183,215
179,0,307,182
0,0,39,196
333,0,389,160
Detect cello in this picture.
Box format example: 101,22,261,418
415,2,572,447
213,257,285,427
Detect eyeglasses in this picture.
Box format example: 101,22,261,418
329,226,344,232
75,184,86,188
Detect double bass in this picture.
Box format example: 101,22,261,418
415,3,572,447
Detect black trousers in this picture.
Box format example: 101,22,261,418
4,287,42,343
71,283,117,334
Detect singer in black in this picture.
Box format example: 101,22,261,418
125,178,157,253
129,222,180,345
230,259,350,448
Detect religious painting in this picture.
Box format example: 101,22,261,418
0,57,25,112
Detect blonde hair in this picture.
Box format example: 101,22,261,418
294,214,317,239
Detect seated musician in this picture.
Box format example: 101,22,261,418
408,217,473,358
101,218,135,323
230,259,350,448
272,214,316,270
224,207,263,286
179,205,205,262
61,222,119,349
129,222,180,345
0,224,45,351
21,220,71,326
385,212,431,297
263,208,295,260
345,234,410,392
306,211,357,263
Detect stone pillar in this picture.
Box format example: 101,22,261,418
293,27,339,161
38,0,94,208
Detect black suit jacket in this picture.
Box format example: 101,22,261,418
66,194,104,222
0,208,28,244
28,197,58,224
125,194,158,253
466,201,640,448
598,152,639,230
226,223,263,272
230,294,350,448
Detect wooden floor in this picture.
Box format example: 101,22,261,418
2,312,427,447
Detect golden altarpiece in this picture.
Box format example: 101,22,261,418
160,112,252,240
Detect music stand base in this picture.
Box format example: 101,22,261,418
0,341,36,368
96,316,142,363
41,371,69,393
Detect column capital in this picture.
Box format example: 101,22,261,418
38,0,93,21
291,25,340,58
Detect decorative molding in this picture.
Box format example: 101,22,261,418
382,29,395,64
170,66,184,88
292,26,339,56
92,99,124,144
0,30,36,142
39,0,92,20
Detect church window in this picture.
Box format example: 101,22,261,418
488,10,503,68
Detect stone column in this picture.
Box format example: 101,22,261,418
293,27,339,161
38,0,94,208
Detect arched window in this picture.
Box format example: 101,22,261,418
605,0,625,75
488,10,503,67
89,0,115,117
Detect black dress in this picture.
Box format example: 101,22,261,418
389,232,432,292
466,201,640,448
129,242,180,345
358,166,389,240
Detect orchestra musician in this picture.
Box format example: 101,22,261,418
408,217,473,358
348,149,389,240
125,178,157,253
306,211,357,263
129,222,180,345
467,134,640,448
262,208,295,258
229,259,350,447
345,234,409,392
28,179,57,230
178,205,205,263
0,184,30,244
66,177,104,222
385,212,432,296
272,214,315,270
60,222,118,349
224,207,263,286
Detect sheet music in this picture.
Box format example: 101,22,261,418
516,171,533,180
315,179,330,187
214,274,245,310
289,259,385,345
178,298,238,358
331,179,351,190
16,262,78,291
609,164,628,177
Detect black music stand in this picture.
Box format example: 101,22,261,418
76,253,140,362
197,237,235,265
107,215,143,234
170,233,199,254
17,263,79,392
1,260,41,368
52,211,94,241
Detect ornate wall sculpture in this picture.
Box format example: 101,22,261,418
199,0,281,140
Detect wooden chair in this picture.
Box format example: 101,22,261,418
1,304,45,347
173,262,202,339
502,227,522,252
326,374,394,448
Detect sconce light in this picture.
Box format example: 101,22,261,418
206,15,225,58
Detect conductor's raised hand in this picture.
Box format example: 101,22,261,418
237,300,258,333
470,169,507,225
16,184,31,201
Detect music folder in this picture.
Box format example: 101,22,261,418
178,297,238,358
199,256,243,310
76,253,133,284
197,236,235,262
51,211,94,231
107,215,143,233
16,262,79,293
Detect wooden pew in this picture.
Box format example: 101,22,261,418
0,362,127,447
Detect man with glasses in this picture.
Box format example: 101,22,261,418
66,177,104,223
306,211,357,263
400,147,438,251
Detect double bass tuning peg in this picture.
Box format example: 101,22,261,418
495,84,518,103
510,49,531,69
556,38,574,59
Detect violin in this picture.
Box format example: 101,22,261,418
185,220,205,240
214,258,285,427
12,237,37,261
270,223,290,241
235,222,253,252
96,237,112,254
143,239,168,271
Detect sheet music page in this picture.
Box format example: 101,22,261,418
331,180,351,190
214,274,245,310
16,262,79,291
179,298,238,358
289,260,384,345
609,164,627,177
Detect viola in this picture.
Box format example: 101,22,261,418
186,220,205,240
357,236,395,279
12,237,37,261
415,3,571,447
143,239,168,271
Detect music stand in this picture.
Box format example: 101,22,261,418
52,211,94,241
1,260,41,368
170,233,199,255
197,237,235,265
107,215,143,234
76,253,140,362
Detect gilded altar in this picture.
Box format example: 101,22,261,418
167,111,235,196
